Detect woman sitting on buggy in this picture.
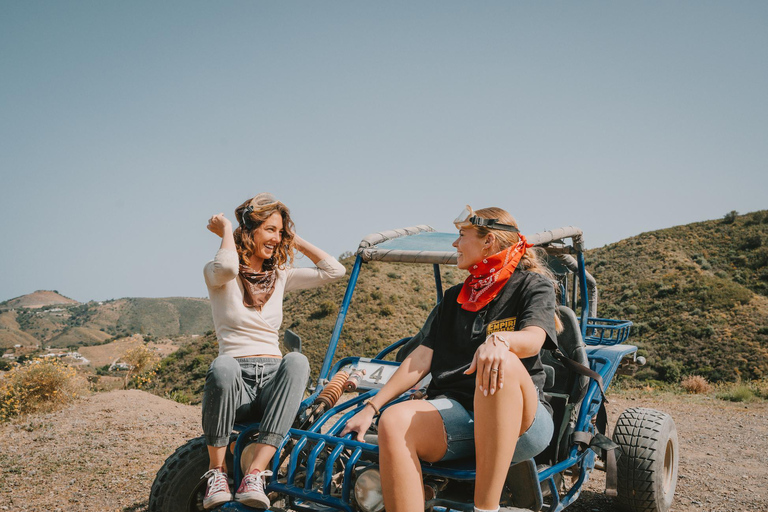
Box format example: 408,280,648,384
343,206,560,512
201,193,345,510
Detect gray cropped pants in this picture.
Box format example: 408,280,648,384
201,353,310,448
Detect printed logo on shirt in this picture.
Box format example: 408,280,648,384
487,317,516,335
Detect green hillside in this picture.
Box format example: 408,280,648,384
153,210,768,403
587,209,768,383
0,297,214,350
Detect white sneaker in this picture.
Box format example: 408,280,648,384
235,470,273,509
202,468,232,510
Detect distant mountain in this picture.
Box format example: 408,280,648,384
154,210,768,403
0,296,214,351
0,290,79,310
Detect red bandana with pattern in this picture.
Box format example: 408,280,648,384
238,264,277,310
457,235,533,312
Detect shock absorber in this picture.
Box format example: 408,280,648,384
343,368,367,392
314,370,350,412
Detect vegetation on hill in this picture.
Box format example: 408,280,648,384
0,297,214,351
0,290,78,310
153,333,219,404
0,357,87,422
587,209,768,383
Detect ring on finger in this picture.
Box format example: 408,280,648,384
491,368,499,373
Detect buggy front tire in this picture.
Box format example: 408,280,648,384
149,435,236,512
613,407,678,512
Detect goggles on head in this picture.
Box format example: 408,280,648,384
453,205,520,233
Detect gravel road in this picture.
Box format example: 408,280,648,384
0,389,766,512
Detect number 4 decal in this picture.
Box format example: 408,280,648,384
369,366,385,384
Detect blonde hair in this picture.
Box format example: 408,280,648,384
472,207,563,332
233,196,295,270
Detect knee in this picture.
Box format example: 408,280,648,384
377,405,411,446
281,352,310,381
283,352,310,373
500,352,526,382
206,356,240,388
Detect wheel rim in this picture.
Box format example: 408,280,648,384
662,437,675,494
187,479,207,512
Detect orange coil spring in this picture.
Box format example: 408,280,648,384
315,370,349,410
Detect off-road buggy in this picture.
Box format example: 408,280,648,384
150,225,678,512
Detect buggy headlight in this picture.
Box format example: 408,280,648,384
354,467,384,512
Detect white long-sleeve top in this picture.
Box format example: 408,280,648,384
204,248,346,357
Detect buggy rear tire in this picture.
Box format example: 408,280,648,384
148,435,236,512
613,407,678,512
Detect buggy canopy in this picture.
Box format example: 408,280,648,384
355,225,585,264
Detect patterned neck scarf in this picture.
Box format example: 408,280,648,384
457,235,533,312
238,264,277,310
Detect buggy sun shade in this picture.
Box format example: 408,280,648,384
356,225,585,264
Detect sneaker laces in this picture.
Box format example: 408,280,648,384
203,468,230,496
240,470,273,493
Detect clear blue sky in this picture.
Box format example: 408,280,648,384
1,1,766,303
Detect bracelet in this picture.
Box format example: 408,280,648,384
364,400,380,416
487,333,510,350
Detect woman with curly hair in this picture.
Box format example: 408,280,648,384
201,193,345,510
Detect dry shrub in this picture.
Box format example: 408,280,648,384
717,384,754,402
121,345,160,389
681,375,711,394
0,358,87,422
752,378,768,399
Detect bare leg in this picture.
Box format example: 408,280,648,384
208,445,228,472
378,401,448,512
246,443,278,474
473,354,538,509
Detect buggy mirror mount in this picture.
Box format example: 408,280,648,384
284,329,302,353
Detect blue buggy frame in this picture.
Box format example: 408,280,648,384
152,225,676,512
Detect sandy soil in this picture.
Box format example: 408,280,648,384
0,390,766,512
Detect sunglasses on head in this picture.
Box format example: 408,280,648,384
453,205,519,233
240,197,282,230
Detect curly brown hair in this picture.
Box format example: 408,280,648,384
233,196,295,270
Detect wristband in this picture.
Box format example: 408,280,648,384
364,400,380,416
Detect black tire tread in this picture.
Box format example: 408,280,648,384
613,407,677,512
149,436,210,512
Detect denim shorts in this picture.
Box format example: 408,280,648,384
427,397,554,463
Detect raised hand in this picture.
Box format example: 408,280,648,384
207,213,232,238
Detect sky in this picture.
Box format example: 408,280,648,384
1,1,766,303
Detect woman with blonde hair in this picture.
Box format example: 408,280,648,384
343,206,559,512
201,193,345,510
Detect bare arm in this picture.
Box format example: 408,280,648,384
496,326,547,359
340,345,433,440
293,234,332,265
204,214,238,287
285,235,346,290
207,213,235,252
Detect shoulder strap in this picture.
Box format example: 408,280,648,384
553,349,609,404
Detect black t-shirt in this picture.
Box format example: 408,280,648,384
421,269,558,413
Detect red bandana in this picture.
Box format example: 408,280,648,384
457,235,533,312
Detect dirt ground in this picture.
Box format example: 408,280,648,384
0,389,766,512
